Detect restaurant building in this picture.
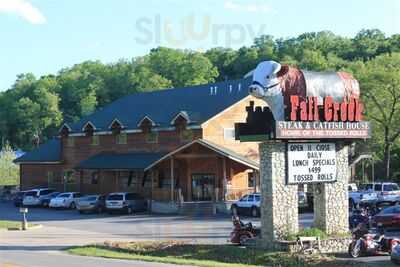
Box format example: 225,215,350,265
15,78,266,213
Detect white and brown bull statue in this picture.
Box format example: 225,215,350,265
248,60,360,121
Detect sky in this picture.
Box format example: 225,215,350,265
0,0,399,91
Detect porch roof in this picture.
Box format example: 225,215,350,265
145,139,259,171
14,138,61,164
75,152,166,170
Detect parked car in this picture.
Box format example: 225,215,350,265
231,192,309,217
298,191,308,209
49,192,82,209
361,183,400,205
105,192,146,214
76,195,106,214
371,205,400,229
13,191,27,207
348,185,378,210
22,188,55,206
391,242,400,265
231,193,261,217
41,192,60,207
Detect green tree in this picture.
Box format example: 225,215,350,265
353,53,400,179
0,142,19,186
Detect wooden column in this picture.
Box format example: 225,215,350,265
253,170,257,193
170,157,174,202
186,158,191,202
223,157,227,201
115,171,119,191
150,170,154,211
79,170,84,193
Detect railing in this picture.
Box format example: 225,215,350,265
151,188,180,202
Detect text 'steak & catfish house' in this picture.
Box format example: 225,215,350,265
14,79,264,213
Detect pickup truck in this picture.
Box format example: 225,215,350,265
348,183,378,209
361,182,400,205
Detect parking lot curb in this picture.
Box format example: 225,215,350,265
4,224,43,231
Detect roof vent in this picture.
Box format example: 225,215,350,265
210,86,214,95
229,85,232,93
214,86,218,95
238,83,241,92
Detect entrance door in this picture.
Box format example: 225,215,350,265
191,174,215,201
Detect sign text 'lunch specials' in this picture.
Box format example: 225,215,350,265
287,143,336,184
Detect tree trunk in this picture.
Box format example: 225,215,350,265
383,126,391,180
384,144,391,180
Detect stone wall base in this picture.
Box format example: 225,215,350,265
151,201,179,214
253,237,351,253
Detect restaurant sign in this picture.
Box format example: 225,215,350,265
287,143,336,184
276,96,371,139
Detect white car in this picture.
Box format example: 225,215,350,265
49,192,82,209
231,193,261,217
22,188,55,206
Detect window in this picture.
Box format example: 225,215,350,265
91,135,99,146
39,189,53,196
374,184,382,191
247,195,254,202
384,184,399,191
240,195,248,202
47,171,54,185
381,207,396,215
255,195,261,202
223,128,235,140
248,172,255,188
120,171,138,188
67,137,75,147
116,133,127,144
180,129,193,142
91,171,99,184
107,194,124,201
63,170,76,184
146,132,158,143
126,193,140,200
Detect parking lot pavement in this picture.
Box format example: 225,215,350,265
0,250,188,267
0,201,314,248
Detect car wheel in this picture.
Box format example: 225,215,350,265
349,241,362,258
42,202,48,208
70,202,76,209
231,205,238,216
79,210,84,214
127,207,133,214
251,207,258,217
97,207,103,213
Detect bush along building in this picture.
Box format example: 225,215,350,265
15,78,266,214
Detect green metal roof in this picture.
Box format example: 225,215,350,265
66,78,251,133
14,139,61,164
75,152,166,170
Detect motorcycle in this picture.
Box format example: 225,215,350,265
348,224,400,258
349,208,370,230
229,216,260,245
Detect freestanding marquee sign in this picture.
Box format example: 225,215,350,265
287,142,336,184
235,60,371,249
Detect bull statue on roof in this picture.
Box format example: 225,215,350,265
248,60,360,121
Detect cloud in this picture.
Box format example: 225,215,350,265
224,0,275,14
0,0,46,24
